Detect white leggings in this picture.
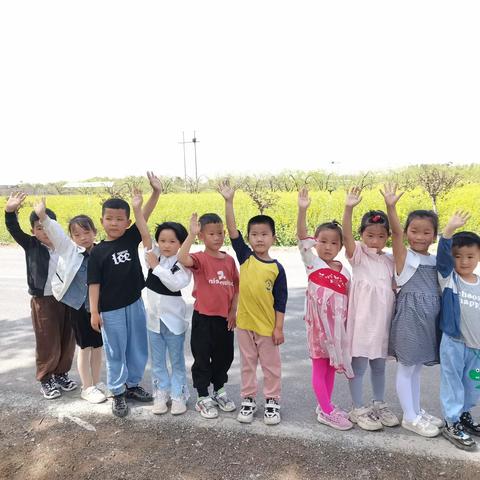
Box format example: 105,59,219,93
396,363,423,422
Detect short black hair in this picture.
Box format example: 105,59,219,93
198,213,223,230
359,210,390,235
404,210,438,237
68,215,96,235
247,215,275,236
452,231,480,250
155,221,188,244
101,198,130,218
315,221,343,245
30,208,56,227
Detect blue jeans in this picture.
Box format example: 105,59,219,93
440,333,480,423
101,298,148,396
148,320,188,401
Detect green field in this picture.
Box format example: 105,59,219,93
1,184,479,245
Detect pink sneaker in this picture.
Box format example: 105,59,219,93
317,409,353,430
316,405,349,419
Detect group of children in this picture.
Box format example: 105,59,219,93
4,174,480,452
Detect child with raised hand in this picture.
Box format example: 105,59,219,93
381,183,442,437
343,187,398,431
177,211,239,419
297,187,353,431
133,193,192,416
219,181,287,426
33,198,106,404
437,211,480,450
5,192,76,399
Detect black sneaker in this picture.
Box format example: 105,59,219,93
460,411,480,437
40,377,61,400
54,373,78,392
112,393,129,417
125,385,153,402
442,421,476,451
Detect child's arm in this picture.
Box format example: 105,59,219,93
131,191,152,250
177,213,200,268
142,171,162,222
381,183,407,274
297,187,310,239
342,187,362,259
227,292,238,331
89,284,102,332
218,181,239,239
272,264,287,345
272,311,285,346
4,192,30,249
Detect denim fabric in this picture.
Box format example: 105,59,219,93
101,298,148,395
61,256,89,310
148,321,188,400
440,333,480,423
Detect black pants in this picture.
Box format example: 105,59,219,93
190,310,234,397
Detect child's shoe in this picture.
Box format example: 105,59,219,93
460,412,480,437
195,397,219,419
316,405,349,419
442,421,476,451
372,401,400,427
96,382,112,398
125,385,153,402
237,397,257,424
264,398,281,425
401,415,440,437
171,398,187,415
152,391,169,415
40,377,61,400
317,409,353,430
349,406,383,431
54,373,78,392
212,387,236,412
112,393,129,417
419,409,444,428
81,385,107,404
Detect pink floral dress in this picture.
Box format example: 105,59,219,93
298,237,353,378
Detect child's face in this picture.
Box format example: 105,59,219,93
100,208,131,240
361,224,389,252
70,224,96,251
453,245,480,278
315,229,342,262
198,223,225,252
31,221,53,248
405,218,435,254
248,223,275,256
157,229,181,258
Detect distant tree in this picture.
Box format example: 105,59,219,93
241,178,279,214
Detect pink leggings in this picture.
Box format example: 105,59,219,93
312,358,336,414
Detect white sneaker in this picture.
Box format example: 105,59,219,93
152,391,169,415
171,398,187,415
96,382,113,398
237,397,257,424
349,406,383,431
372,401,400,427
212,388,236,412
264,398,281,425
80,385,107,404
195,397,219,419
419,409,444,428
402,415,440,437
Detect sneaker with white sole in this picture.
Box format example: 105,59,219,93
152,391,169,415
442,421,476,451
54,373,78,392
349,406,383,431
212,387,236,412
460,411,480,437
195,397,218,419
264,398,281,425
317,409,353,430
171,398,187,415
81,385,107,404
316,405,349,419
237,397,257,424
96,382,112,398
372,401,399,427
40,377,61,400
419,409,444,428
402,415,440,437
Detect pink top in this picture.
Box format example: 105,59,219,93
346,241,395,359
190,251,239,318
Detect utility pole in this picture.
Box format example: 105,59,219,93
178,131,188,191
192,131,199,185
178,131,200,190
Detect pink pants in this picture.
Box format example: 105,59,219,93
237,328,281,400
312,357,336,414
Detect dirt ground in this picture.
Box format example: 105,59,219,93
1,405,479,480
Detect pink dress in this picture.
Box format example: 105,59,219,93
299,238,353,378
346,241,395,359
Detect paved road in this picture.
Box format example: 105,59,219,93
0,245,479,466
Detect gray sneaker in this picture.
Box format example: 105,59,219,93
349,406,383,431
372,401,400,427
195,397,218,419
212,388,236,412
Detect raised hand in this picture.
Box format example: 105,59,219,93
5,192,27,213
189,213,201,237
145,250,159,269
33,197,47,220
131,189,144,210
147,171,162,194
298,187,311,209
445,210,471,237
380,183,404,208
345,187,362,208
218,180,235,202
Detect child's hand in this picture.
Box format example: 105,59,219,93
218,181,235,202
189,213,201,236
145,250,159,269
227,311,236,331
272,327,285,346
5,192,27,213
33,197,47,221
298,187,311,209
444,210,471,237
380,183,404,207
91,312,103,333
345,187,362,208
147,171,162,194
131,190,144,210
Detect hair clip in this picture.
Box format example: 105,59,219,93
371,215,382,223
